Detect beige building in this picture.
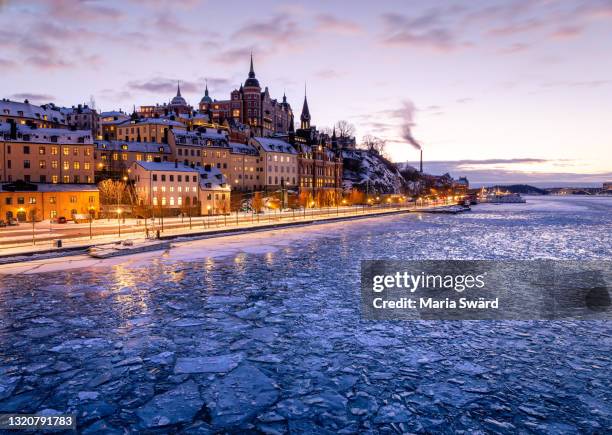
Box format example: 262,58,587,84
130,161,230,215
249,137,298,191
170,129,264,192
0,181,99,222
116,118,185,144
97,110,130,141
0,123,95,184
228,142,262,191
94,140,171,181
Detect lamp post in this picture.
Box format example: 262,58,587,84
117,208,122,238
89,207,94,239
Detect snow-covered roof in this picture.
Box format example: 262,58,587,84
100,110,125,117
0,99,66,124
173,129,228,147
59,105,95,115
95,140,171,154
0,122,93,144
118,118,184,128
229,142,259,156
0,183,98,193
132,161,198,173
251,137,297,154
197,166,230,190
99,118,129,126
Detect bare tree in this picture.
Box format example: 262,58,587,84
252,192,264,213
334,120,355,138
98,179,127,205
319,126,333,136
360,134,387,156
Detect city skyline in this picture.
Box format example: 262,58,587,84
1,0,611,184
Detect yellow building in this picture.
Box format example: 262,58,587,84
249,137,298,191
0,181,99,222
116,118,185,144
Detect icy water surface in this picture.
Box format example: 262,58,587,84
0,196,610,433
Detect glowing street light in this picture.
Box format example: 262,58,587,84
117,208,122,237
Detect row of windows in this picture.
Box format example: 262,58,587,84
268,166,296,174
14,160,91,170
267,176,296,185
151,173,198,182
268,155,294,163
6,145,92,156
11,175,93,183
4,195,95,205
151,195,228,206
152,186,197,193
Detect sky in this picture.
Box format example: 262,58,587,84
1,0,611,185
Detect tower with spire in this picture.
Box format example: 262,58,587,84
300,85,311,130
168,80,190,114
194,54,293,136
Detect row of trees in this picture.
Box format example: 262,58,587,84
322,119,388,157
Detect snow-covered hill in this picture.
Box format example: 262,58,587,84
342,149,407,194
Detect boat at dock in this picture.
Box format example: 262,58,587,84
416,205,471,214
480,193,527,204
88,239,171,259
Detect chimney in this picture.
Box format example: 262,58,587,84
420,149,423,173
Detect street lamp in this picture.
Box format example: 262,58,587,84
89,207,94,239
117,208,122,238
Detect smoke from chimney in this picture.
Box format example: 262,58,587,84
400,100,421,150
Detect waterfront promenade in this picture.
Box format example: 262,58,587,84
0,201,450,261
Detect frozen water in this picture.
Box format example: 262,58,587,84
0,196,610,432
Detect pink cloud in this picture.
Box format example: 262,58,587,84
315,14,361,34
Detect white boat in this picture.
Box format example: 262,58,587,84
88,239,171,258
481,193,527,204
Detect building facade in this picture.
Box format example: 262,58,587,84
130,161,230,216
249,137,298,191
0,123,95,184
94,140,171,181
61,104,98,136
116,118,185,144
0,181,99,222
199,55,293,137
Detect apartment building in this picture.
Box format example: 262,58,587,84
116,118,185,144
0,181,99,222
249,137,298,191
94,140,171,180
130,161,230,215
0,122,95,184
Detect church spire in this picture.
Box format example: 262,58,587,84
249,52,255,78
244,52,260,88
300,83,311,129
205,79,209,97
176,81,181,97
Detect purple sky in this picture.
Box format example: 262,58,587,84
1,0,611,184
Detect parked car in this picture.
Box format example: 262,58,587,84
0,220,6,227
56,216,67,224
7,218,18,226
